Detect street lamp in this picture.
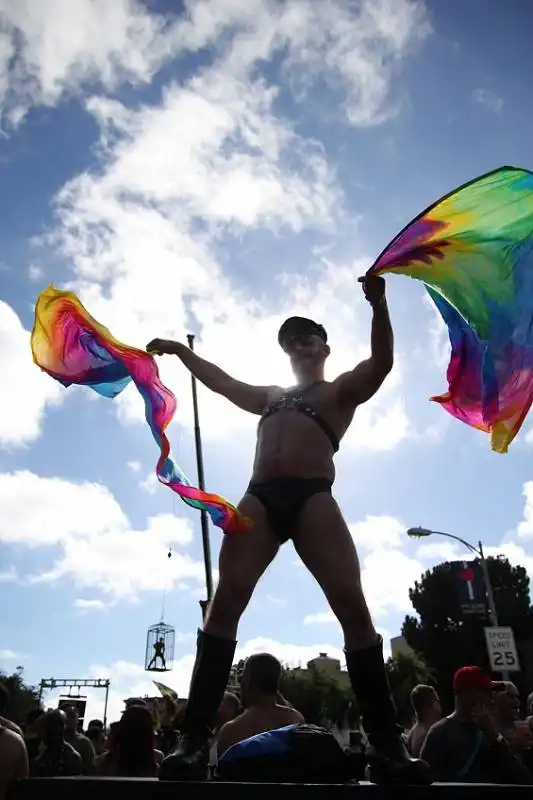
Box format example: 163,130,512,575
407,527,499,626
407,526,509,680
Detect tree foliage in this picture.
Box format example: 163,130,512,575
280,667,358,729
0,667,41,725
402,556,533,710
386,651,435,726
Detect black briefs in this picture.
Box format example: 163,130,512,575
246,477,333,543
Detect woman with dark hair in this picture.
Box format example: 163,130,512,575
94,706,163,776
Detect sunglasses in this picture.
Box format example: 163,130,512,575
282,333,316,352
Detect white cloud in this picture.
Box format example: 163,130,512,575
279,0,431,126
0,470,127,547
516,481,533,539
472,88,503,113
0,470,204,600
73,598,109,614
415,540,461,562
139,472,159,495
487,540,533,576
348,515,423,619
303,611,336,625
0,566,18,583
0,0,429,131
0,649,19,661
0,0,178,128
423,292,450,372
361,548,423,618
235,637,344,669
28,264,44,282
0,301,62,448
266,594,286,606
490,484,533,574
350,515,405,550
127,460,141,473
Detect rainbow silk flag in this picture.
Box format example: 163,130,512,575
367,166,533,453
31,285,251,533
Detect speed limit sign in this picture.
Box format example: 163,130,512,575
484,626,520,672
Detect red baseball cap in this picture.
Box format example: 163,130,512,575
453,666,505,694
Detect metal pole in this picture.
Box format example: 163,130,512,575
478,541,510,681
478,541,498,627
103,681,110,729
187,334,214,605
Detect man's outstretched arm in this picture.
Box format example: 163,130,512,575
146,338,276,415
336,275,394,406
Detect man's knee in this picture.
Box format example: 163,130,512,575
327,582,373,631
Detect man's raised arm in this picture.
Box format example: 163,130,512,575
146,338,275,415
336,275,394,406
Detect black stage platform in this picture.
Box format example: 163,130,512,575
8,778,533,799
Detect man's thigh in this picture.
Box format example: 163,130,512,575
293,492,363,603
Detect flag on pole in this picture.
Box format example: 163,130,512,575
153,680,178,700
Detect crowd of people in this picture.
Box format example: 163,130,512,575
405,667,533,783
2,654,533,792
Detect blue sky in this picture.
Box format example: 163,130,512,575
2,0,533,722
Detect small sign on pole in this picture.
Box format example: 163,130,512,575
484,626,520,673
452,560,487,616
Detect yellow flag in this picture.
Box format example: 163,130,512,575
153,680,178,700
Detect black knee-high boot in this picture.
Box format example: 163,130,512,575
345,636,432,785
159,629,236,781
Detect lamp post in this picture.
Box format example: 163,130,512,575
407,526,509,681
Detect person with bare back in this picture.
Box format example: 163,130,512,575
148,275,430,785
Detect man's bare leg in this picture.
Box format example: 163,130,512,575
294,493,431,784
160,495,279,781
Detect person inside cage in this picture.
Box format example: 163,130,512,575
148,637,167,671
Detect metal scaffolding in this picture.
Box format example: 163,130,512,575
38,678,110,727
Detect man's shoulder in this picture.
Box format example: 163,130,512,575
265,385,285,401
65,741,83,759
279,706,304,724
220,710,248,733
74,732,93,748
407,721,426,740
0,716,23,736
0,724,25,747
426,717,457,737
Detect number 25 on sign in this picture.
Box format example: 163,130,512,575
484,626,520,672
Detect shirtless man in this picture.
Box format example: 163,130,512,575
150,275,429,784
0,725,28,800
216,653,304,758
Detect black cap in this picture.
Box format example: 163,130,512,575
278,316,327,348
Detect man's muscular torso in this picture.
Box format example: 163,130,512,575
251,378,356,482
